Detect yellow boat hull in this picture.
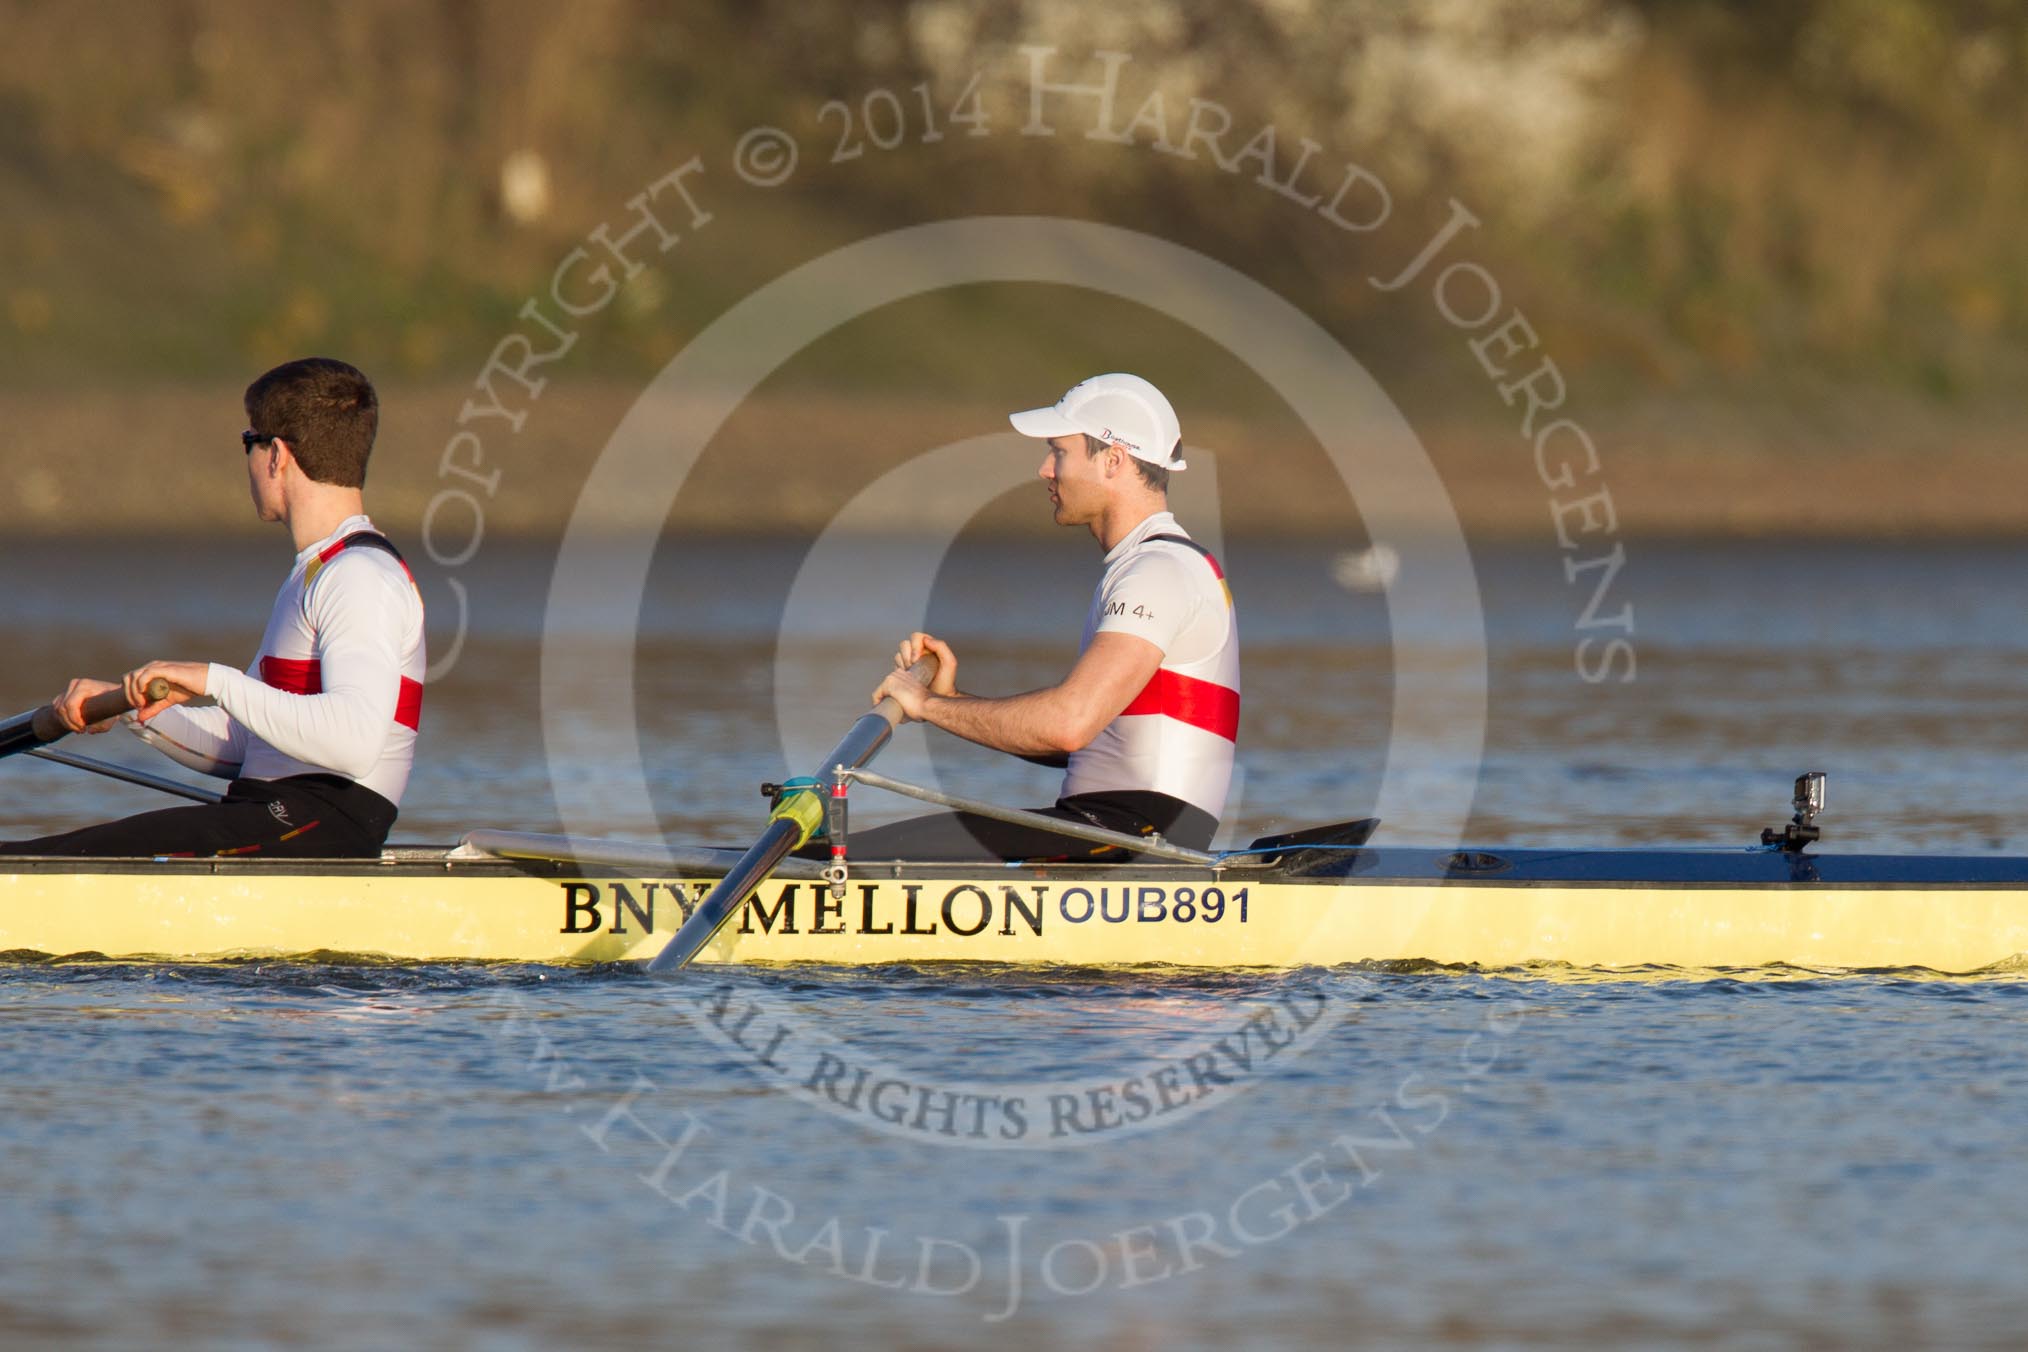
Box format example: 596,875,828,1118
3,848,2027,972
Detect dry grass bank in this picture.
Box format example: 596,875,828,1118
2,382,2023,541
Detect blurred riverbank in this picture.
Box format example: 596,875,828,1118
4,381,2023,539
6,2,2023,546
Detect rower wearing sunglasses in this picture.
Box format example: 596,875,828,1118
0,358,425,858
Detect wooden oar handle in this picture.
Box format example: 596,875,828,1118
30,678,174,743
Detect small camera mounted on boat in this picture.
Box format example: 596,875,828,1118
1761,771,1826,852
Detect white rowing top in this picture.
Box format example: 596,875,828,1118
1061,512,1240,819
134,515,427,806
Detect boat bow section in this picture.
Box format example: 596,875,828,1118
1285,846,2028,887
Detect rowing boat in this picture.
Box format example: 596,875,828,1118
5,826,2028,971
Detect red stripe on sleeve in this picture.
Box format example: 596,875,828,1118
260,658,421,732
259,656,322,694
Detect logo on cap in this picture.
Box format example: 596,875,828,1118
1008,372,1182,469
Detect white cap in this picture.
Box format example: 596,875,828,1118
1008,373,1185,470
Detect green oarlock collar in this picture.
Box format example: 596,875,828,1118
768,776,827,846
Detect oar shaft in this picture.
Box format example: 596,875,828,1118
25,747,223,804
1,681,169,761
456,829,827,880
646,818,804,973
841,767,1219,864
647,654,937,974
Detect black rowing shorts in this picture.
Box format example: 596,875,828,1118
797,789,1217,864
0,774,398,858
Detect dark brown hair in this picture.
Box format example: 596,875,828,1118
244,357,379,487
1083,432,1172,494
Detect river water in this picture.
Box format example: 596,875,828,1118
4,533,2027,1348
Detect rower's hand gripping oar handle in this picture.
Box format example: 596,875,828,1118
29,678,174,744
763,653,940,848
838,650,942,805
873,651,940,731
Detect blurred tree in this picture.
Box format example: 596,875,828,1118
0,0,2018,396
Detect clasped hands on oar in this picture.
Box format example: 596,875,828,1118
49,661,210,734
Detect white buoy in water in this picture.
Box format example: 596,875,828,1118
1331,543,1400,593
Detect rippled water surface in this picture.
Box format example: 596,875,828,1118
4,534,2027,1349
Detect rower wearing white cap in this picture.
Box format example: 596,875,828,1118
863,373,1240,860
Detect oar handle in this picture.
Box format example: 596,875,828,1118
825,652,940,779
871,653,940,728
29,678,174,744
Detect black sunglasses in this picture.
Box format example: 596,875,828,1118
241,429,278,453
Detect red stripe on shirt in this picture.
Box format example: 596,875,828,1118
258,657,423,732
1119,669,1240,742
260,656,321,694
395,676,423,731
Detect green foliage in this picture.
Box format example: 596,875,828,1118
0,0,2020,401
